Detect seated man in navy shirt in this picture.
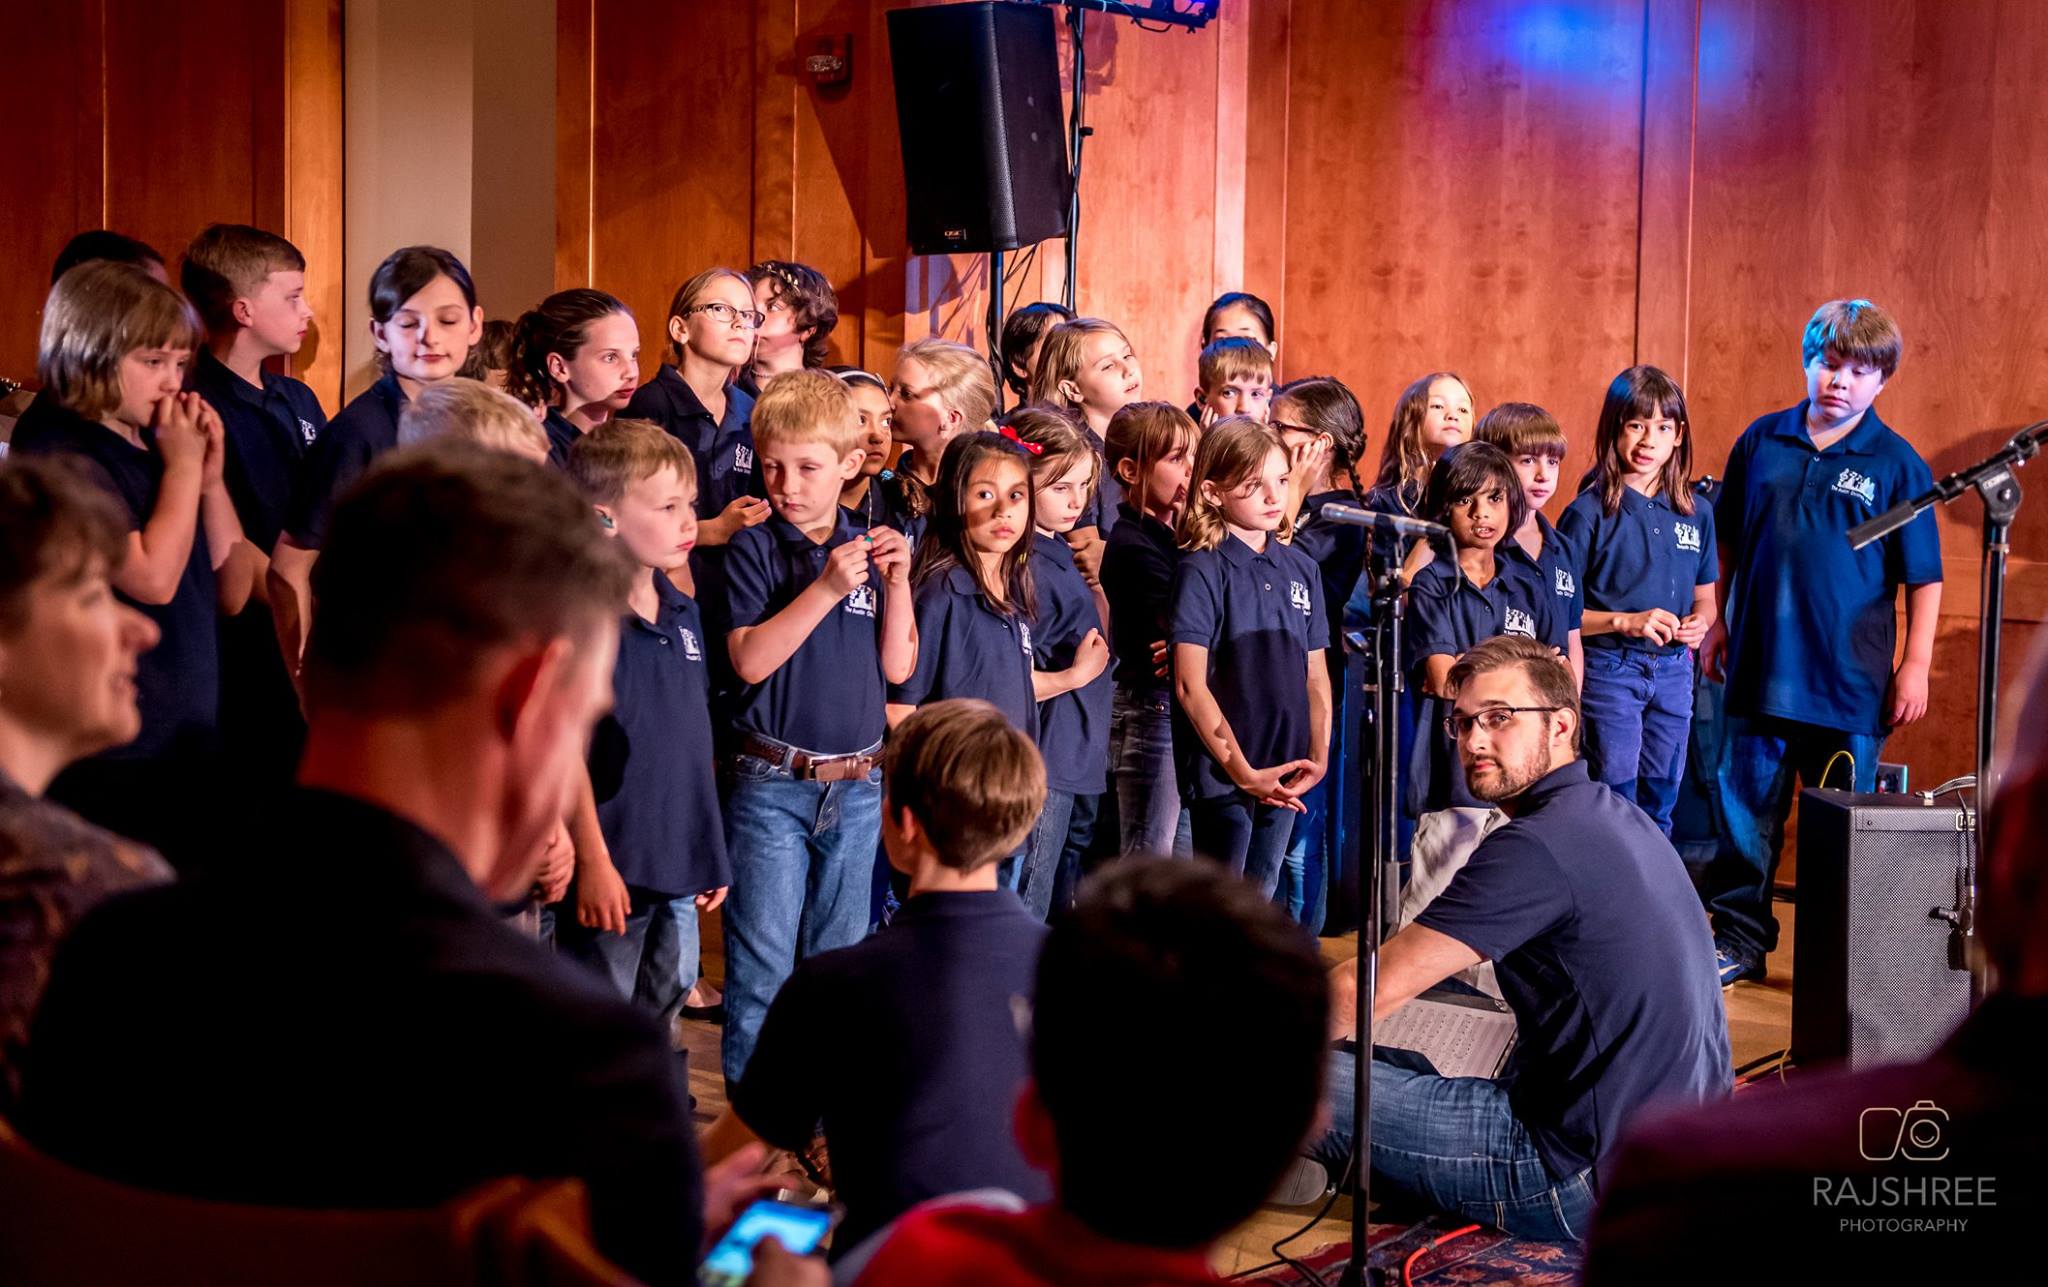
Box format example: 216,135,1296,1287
711,699,1054,1256
20,444,768,1287
1307,636,1731,1241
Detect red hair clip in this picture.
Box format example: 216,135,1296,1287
999,424,1044,454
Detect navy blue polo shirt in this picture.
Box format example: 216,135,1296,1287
1295,490,1371,654
724,512,889,754
622,365,761,520
1557,486,1715,655
542,409,581,471
1716,402,1943,735
1078,426,1122,537
1499,512,1584,640
1031,533,1112,794
285,370,406,549
587,572,730,898
731,890,1051,1255
1099,501,1180,699
1416,759,1732,1180
890,565,1037,739
188,351,326,554
6,398,218,762
1168,533,1326,801
1404,556,1563,813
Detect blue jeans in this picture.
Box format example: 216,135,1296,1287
1705,713,1882,961
1046,790,1103,920
1019,788,1075,920
720,755,882,1087
1189,793,1295,899
1110,687,1191,857
558,887,702,1026
1312,1048,1596,1242
1277,775,1330,933
1580,646,1694,834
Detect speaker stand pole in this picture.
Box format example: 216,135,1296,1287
988,247,1006,412
1062,2,1086,313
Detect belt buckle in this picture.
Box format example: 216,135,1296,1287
811,753,865,783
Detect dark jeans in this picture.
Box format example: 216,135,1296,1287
1188,793,1296,899
720,754,882,1088
1704,712,1882,961
1312,1047,1596,1242
1021,787,1103,920
1580,647,1694,835
558,886,703,1027
1110,687,1192,857
1276,773,1330,934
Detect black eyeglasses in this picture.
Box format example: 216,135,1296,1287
1443,705,1563,739
685,302,766,329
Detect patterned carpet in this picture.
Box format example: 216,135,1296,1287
1242,1216,1581,1285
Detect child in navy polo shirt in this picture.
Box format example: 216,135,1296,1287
1699,300,1942,985
1170,418,1330,895
716,699,1053,1257
881,338,999,547
1475,401,1584,687
1099,402,1201,857
1028,318,1144,552
988,411,1114,917
998,301,1074,404
180,224,326,553
1370,371,1475,520
1558,367,1716,837
269,246,481,665
720,369,916,1088
891,431,1104,741
739,260,838,400
622,268,773,549
506,289,640,469
1272,377,1369,932
1192,337,1274,426
559,421,730,1023
180,224,326,791
11,263,263,867
1185,292,1280,421
832,368,902,530
1405,443,1564,827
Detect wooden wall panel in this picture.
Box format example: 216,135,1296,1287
0,5,100,386
0,1,342,408
1686,0,2048,781
560,0,757,367
1276,0,1649,500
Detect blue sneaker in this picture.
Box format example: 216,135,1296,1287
1716,946,1760,988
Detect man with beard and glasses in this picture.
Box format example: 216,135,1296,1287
1297,636,1729,1242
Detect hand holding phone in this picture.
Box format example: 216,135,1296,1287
699,1196,840,1287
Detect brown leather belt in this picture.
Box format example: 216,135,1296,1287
738,732,883,783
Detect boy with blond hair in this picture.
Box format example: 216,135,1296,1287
719,368,917,1089
1193,336,1275,424
562,419,730,1022
398,378,550,461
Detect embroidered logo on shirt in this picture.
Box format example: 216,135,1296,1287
679,627,702,661
844,584,877,617
1674,522,1702,553
1554,567,1576,598
734,444,755,474
1504,608,1537,638
1289,580,1312,615
1019,621,1034,659
1833,468,1877,505
298,417,318,445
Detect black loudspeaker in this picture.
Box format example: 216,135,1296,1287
1791,789,1974,1069
886,2,1072,255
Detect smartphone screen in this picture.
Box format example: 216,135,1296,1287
699,1198,835,1286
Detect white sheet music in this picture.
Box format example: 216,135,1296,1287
1374,995,1517,1079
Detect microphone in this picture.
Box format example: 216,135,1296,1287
1316,503,1451,539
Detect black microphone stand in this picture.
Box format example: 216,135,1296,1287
1846,417,2048,1002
